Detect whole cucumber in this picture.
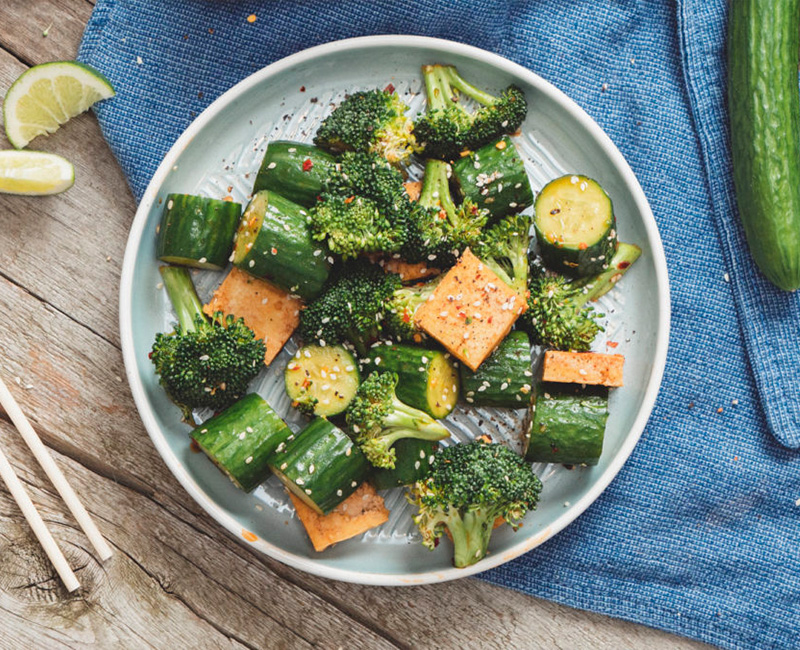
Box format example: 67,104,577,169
729,0,800,290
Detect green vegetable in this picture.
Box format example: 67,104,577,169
415,64,528,161
452,137,533,221
408,440,542,568
232,190,331,300
363,343,459,419
284,344,360,417
191,394,292,492
403,158,488,265
314,88,417,164
461,331,533,407
728,0,800,290
268,417,368,515
370,438,439,490
519,242,641,351
150,266,265,421
345,372,450,469
534,174,617,277
251,141,336,207
383,276,442,343
156,193,241,270
474,212,531,296
298,260,400,356
524,382,609,466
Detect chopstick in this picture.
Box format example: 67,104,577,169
0,374,113,564
0,445,80,592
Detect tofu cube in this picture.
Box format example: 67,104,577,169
413,248,527,371
204,267,302,366
541,350,624,387
288,482,389,552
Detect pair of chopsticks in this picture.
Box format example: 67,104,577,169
0,373,112,592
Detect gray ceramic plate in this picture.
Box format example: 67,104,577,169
120,36,670,585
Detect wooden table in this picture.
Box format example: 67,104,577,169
0,3,712,648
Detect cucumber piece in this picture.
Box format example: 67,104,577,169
534,174,617,277
252,141,337,208
233,190,331,300
156,193,241,269
524,382,609,466
460,331,533,407
370,438,439,490
285,345,360,417
364,343,459,418
452,136,533,222
191,394,292,492
268,417,368,514
729,0,800,290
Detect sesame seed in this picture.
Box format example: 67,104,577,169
337,489,343,497
351,481,358,487
296,477,305,485
267,162,277,169
309,464,315,474
245,456,253,464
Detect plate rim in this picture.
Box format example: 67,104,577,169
119,34,671,586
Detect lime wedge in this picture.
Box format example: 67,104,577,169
3,61,115,149
0,150,74,195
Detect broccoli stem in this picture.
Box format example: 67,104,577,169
450,508,495,568
419,159,457,220
574,242,642,304
383,396,450,440
439,66,498,107
160,266,207,333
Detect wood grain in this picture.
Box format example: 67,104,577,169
0,3,711,649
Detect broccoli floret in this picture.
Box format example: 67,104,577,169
150,267,265,422
383,276,442,342
314,88,417,164
345,372,450,469
520,243,641,351
310,194,404,259
474,213,531,295
328,151,409,210
415,65,528,161
299,260,400,355
402,159,488,265
408,440,542,567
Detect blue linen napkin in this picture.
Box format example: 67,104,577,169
78,1,800,648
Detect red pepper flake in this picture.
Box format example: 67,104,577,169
246,13,257,23
343,195,355,204
384,83,395,94
208,28,215,34
578,242,588,250
271,247,278,255
302,158,313,172
300,85,306,92
222,195,233,202
618,261,631,269
402,311,411,323
606,341,619,348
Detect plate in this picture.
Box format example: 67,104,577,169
120,36,670,585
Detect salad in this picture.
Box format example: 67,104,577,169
149,64,640,568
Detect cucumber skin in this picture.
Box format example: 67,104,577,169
191,394,292,492
234,191,331,300
268,417,368,514
370,438,439,490
363,343,459,418
252,141,337,208
729,0,800,291
452,136,533,222
534,175,617,278
156,194,241,269
525,382,609,466
461,331,533,407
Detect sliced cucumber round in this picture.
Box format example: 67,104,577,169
268,417,368,515
285,345,360,417
157,194,242,269
534,174,617,277
364,343,459,419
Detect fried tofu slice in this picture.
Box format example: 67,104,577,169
288,482,389,552
203,267,301,366
541,350,624,387
403,180,422,202
413,248,527,371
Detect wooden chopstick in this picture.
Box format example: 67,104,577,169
0,442,80,592
0,374,113,563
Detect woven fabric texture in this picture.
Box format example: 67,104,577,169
78,2,800,648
